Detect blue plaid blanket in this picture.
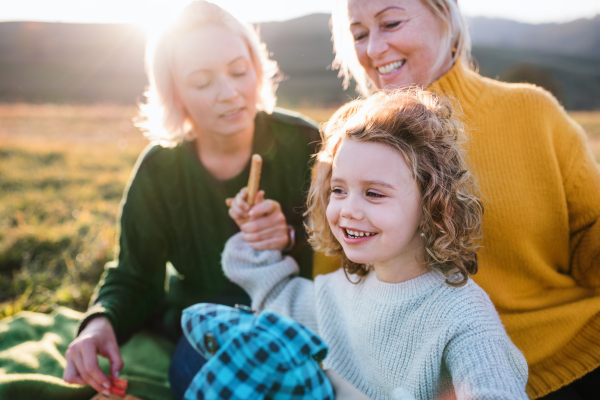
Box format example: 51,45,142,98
181,303,334,400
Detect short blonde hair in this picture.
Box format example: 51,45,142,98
331,0,471,96
136,1,280,146
306,89,483,286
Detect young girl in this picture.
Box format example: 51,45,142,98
223,89,528,400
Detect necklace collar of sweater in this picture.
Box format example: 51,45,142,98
361,269,446,303
428,59,484,111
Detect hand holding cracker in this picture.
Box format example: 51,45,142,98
226,154,291,251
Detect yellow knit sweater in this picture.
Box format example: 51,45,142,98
428,62,600,398
314,62,600,398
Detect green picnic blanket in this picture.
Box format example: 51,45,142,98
0,307,177,400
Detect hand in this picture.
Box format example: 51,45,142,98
226,188,290,251
63,316,123,396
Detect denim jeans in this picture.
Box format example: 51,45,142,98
168,334,207,400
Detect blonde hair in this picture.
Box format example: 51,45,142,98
331,0,471,96
306,89,483,286
136,1,280,146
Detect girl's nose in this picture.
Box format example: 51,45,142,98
366,30,389,60
340,197,364,221
217,75,239,102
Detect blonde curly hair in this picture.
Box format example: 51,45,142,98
306,89,483,286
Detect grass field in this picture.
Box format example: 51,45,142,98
1,104,599,319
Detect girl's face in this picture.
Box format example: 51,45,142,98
347,0,452,89
172,25,258,139
326,139,426,282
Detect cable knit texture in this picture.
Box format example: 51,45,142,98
427,62,600,398
223,233,529,400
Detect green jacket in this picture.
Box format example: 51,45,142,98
79,109,320,343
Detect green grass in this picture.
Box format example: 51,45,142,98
1,104,599,319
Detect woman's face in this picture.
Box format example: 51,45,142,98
172,25,258,139
347,0,452,89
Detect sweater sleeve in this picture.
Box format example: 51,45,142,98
550,100,600,287
443,301,529,400
222,232,318,333
78,147,170,343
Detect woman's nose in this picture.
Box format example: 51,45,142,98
366,31,389,60
216,75,239,102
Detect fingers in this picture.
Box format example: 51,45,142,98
247,198,279,219
63,358,86,385
241,211,290,251
241,220,287,242
228,188,251,223
104,340,124,376
63,317,120,395
250,236,290,251
254,190,265,205
81,341,112,394
69,343,111,396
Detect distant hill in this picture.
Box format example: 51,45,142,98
469,15,600,57
0,14,598,109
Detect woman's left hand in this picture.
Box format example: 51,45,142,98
226,189,291,251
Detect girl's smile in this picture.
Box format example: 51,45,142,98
326,139,427,283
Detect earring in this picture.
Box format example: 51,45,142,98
420,232,425,238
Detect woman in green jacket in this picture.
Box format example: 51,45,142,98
62,2,319,398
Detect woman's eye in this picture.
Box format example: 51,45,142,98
353,32,367,41
230,60,249,77
367,191,385,198
193,77,211,89
384,21,401,29
351,28,368,42
231,68,247,77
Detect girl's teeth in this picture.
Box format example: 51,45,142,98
345,229,374,238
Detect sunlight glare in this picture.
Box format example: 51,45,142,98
133,1,191,38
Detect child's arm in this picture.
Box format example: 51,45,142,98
443,317,529,399
222,232,318,333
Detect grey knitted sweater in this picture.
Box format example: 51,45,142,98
223,233,528,400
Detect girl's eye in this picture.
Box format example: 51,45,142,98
331,187,345,195
367,191,385,198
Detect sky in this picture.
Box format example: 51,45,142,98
1,0,600,27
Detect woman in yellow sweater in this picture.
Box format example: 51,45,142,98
327,0,600,398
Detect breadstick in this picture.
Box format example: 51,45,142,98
246,154,262,207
